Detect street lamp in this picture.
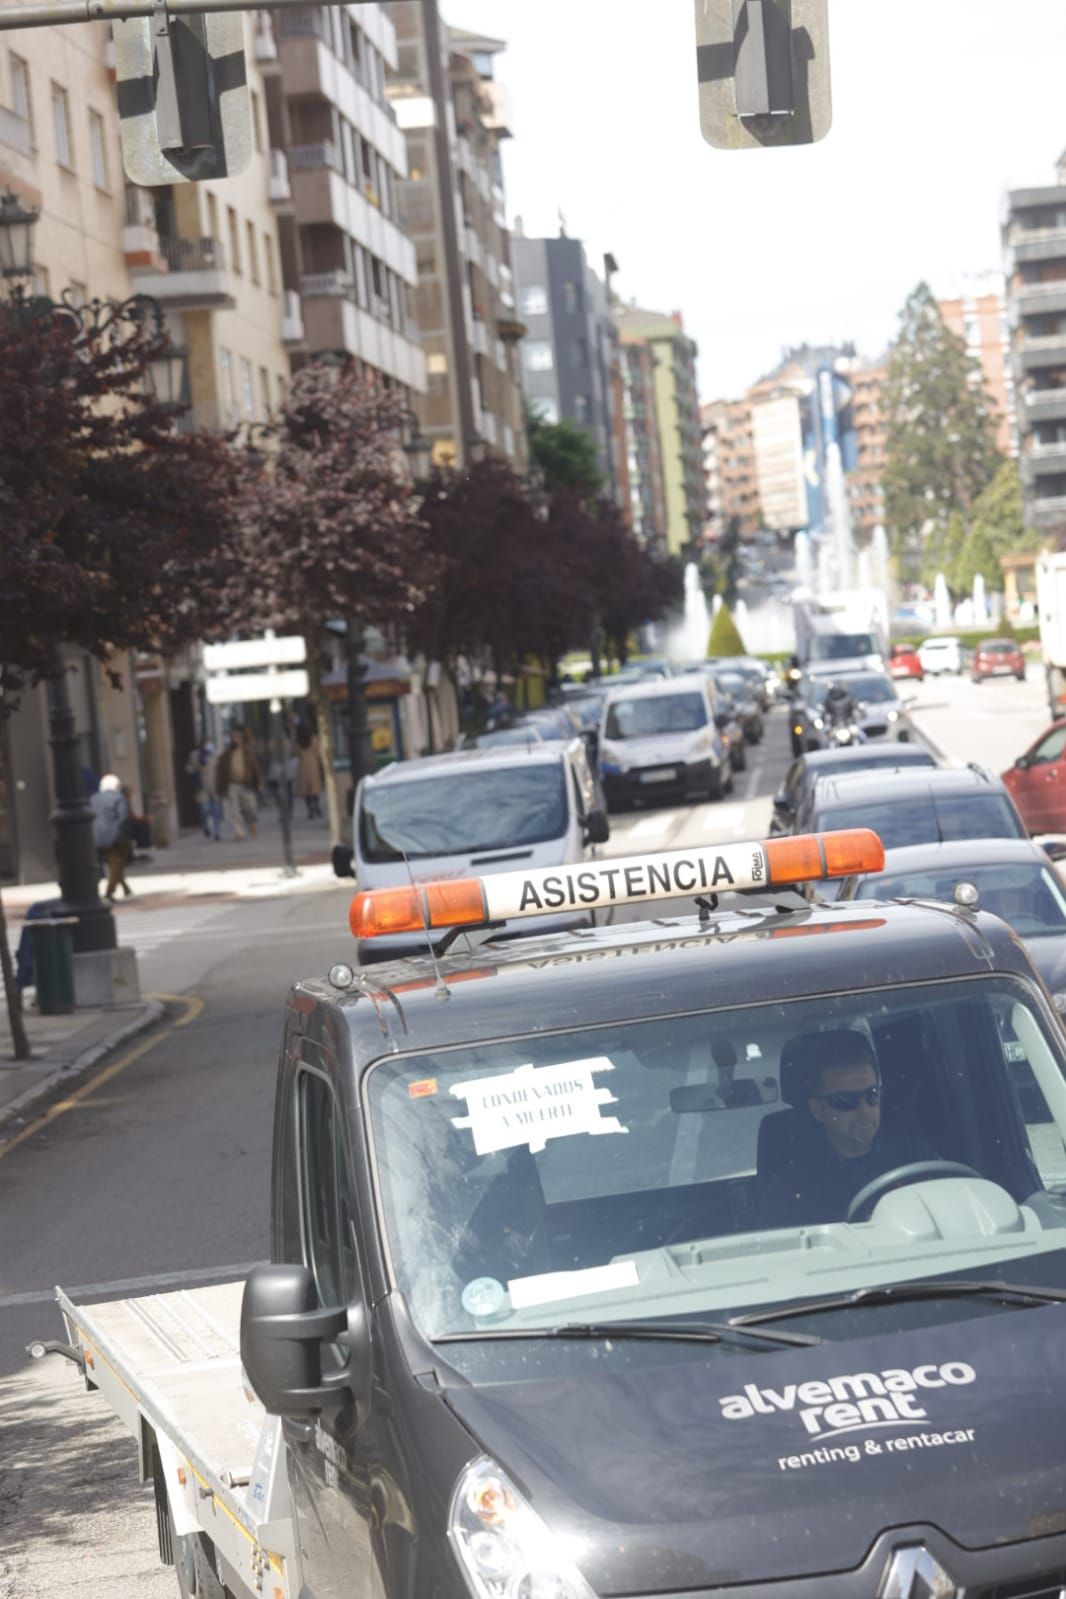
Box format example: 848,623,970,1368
0,190,37,279
402,409,432,482
0,201,182,960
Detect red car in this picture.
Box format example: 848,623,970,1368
888,643,923,681
973,637,1026,682
1003,720,1066,833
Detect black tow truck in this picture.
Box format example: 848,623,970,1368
40,829,1066,1599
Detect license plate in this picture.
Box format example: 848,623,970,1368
640,769,678,784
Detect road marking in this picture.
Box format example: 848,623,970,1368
627,812,677,839
0,1261,267,1310
745,759,765,801
0,993,203,1162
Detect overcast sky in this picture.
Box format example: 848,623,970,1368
441,0,1066,399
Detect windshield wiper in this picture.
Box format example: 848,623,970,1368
730,1278,1066,1330
433,1317,821,1350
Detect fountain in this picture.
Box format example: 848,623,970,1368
820,366,854,594
794,530,813,593
973,572,989,626
871,524,890,595
856,547,872,591
934,572,952,629
665,561,712,660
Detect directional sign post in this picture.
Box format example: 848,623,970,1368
203,634,307,878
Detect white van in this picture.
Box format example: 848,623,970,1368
598,674,732,810
918,634,964,675
351,742,608,964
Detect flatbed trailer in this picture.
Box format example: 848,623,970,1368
51,1281,294,1599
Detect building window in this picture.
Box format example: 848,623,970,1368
240,356,254,419
263,233,276,294
246,219,259,284
574,394,589,423
250,88,262,153
563,281,581,313
219,348,236,421
206,190,219,242
521,284,547,317
68,279,87,306
533,397,558,424
259,366,271,416
51,82,72,168
571,338,587,368
88,108,108,188
524,340,553,372
227,206,241,273
10,53,31,128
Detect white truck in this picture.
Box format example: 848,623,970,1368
793,589,888,674
1036,550,1066,721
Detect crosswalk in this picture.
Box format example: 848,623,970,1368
105,901,232,967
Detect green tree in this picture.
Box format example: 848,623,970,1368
699,515,742,608
707,603,747,658
952,460,1036,595
882,283,1003,578
526,406,603,495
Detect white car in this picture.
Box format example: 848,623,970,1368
917,635,964,676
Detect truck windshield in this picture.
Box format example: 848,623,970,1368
359,764,567,861
810,634,876,660
605,691,708,739
365,976,1066,1340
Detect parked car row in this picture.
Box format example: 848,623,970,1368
888,636,1029,683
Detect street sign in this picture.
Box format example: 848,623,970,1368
206,669,309,705
695,0,831,150
203,636,307,671
113,8,250,185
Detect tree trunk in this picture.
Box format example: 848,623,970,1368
0,887,30,1061
306,636,343,846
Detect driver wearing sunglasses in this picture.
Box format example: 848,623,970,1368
758,1030,936,1228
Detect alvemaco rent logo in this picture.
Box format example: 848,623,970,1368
719,1360,976,1438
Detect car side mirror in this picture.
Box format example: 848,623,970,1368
583,808,610,845
240,1263,370,1424
1014,755,1032,772
331,843,356,879
1043,840,1066,862
773,790,794,814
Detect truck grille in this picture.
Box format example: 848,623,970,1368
978,1572,1066,1599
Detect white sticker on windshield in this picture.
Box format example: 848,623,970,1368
449,1057,628,1155
508,1260,640,1311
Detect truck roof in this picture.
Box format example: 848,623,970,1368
298,898,1038,1067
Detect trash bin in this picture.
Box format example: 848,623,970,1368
29,918,76,1015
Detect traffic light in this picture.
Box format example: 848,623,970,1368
695,0,832,149
113,8,251,185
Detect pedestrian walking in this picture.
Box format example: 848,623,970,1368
295,722,324,820
186,738,222,840
216,726,263,841
90,774,134,900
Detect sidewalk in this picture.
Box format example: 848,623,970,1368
2,801,339,919
0,995,164,1135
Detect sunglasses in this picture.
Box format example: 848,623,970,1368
815,1085,881,1112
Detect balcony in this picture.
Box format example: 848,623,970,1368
288,141,343,173
301,269,354,298
1015,333,1066,372
254,14,277,60
122,222,165,271
1025,440,1066,475
282,289,304,344
1014,281,1066,318
1028,492,1066,525
268,149,291,203
1022,388,1066,424
1009,227,1066,266
130,236,235,309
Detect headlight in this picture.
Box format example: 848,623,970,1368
887,709,899,722
598,740,627,774
449,1457,597,1599
812,716,824,730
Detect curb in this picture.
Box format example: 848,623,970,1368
0,998,166,1138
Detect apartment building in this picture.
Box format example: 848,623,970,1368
701,398,761,538
619,338,667,551
512,231,619,493
258,2,425,392
1004,153,1066,532
615,306,704,556
844,362,887,540
0,20,147,882
937,273,1015,457
385,3,524,467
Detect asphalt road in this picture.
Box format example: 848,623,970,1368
0,676,1033,1599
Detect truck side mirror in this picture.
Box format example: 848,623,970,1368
773,789,794,814
240,1263,370,1424
583,808,610,846
332,843,356,879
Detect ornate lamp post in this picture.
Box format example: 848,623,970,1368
0,193,185,958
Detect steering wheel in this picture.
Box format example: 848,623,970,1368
846,1160,982,1223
